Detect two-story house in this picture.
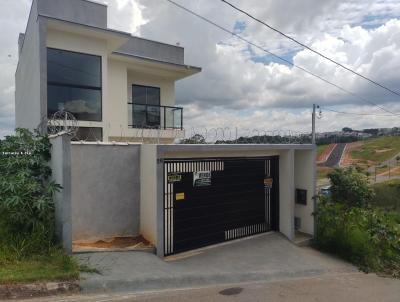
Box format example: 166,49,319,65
15,0,201,143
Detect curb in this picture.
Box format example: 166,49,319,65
0,281,80,300
80,267,356,294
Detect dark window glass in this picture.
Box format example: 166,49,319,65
146,87,160,105
47,48,101,87
133,86,147,105
48,85,101,121
146,105,161,126
132,85,160,127
132,104,147,127
132,85,160,106
47,48,102,121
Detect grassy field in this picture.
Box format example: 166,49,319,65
0,249,80,285
372,179,400,213
350,136,400,164
317,166,333,180
317,144,329,158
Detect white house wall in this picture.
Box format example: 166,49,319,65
106,59,128,140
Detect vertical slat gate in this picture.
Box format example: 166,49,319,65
163,157,279,256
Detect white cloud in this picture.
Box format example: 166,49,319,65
1,0,400,139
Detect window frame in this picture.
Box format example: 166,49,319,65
47,47,103,122
131,84,161,128
131,84,161,106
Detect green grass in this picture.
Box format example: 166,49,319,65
372,179,400,213
317,167,333,180
0,249,80,285
350,136,400,164
317,144,329,158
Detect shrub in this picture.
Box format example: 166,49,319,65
372,179,400,212
328,167,374,207
315,199,400,277
0,129,61,260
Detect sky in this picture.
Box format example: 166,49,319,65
1,0,400,138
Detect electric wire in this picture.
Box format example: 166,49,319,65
321,107,398,117
220,0,400,99
164,0,400,117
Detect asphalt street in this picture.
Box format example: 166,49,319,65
20,272,400,302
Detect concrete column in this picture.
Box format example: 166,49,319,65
294,149,316,235
279,149,295,241
156,153,164,258
50,135,72,253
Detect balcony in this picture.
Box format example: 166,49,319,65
128,103,183,130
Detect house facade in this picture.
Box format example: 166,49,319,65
15,0,201,143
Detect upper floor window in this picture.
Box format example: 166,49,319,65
47,48,102,121
131,85,160,128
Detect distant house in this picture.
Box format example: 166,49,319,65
15,0,201,143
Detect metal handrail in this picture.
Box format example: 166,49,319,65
128,103,183,130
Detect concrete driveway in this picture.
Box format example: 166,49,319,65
76,232,356,294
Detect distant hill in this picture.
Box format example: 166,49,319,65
349,136,400,165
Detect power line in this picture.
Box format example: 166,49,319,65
164,0,400,117
321,107,398,117
220,0,400,99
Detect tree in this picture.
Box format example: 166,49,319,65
327,167,374,208
180,134,206,144
342,127,353,133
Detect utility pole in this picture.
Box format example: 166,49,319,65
312,104,317,144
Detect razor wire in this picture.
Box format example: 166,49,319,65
180,127,313,144
37,113,320,144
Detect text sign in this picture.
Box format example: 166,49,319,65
176,192,185,201
264,178,273,188
193,171,212,187
167,173,182,183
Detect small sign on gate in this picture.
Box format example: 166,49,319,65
167,173,182,183
193,171,212,187
264,177,273,188
175,192,185,201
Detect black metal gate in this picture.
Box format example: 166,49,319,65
163,157,279,256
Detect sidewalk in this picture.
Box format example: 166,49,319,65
76,233,356,294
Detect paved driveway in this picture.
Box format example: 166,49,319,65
76,232,356,294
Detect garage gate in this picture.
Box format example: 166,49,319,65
163,156,279,256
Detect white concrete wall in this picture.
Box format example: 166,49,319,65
294,149,316,235
15,0,42,130
140,144,158,243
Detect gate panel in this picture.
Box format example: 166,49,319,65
163,157,279,256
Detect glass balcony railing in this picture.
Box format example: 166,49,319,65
128,103,183,130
